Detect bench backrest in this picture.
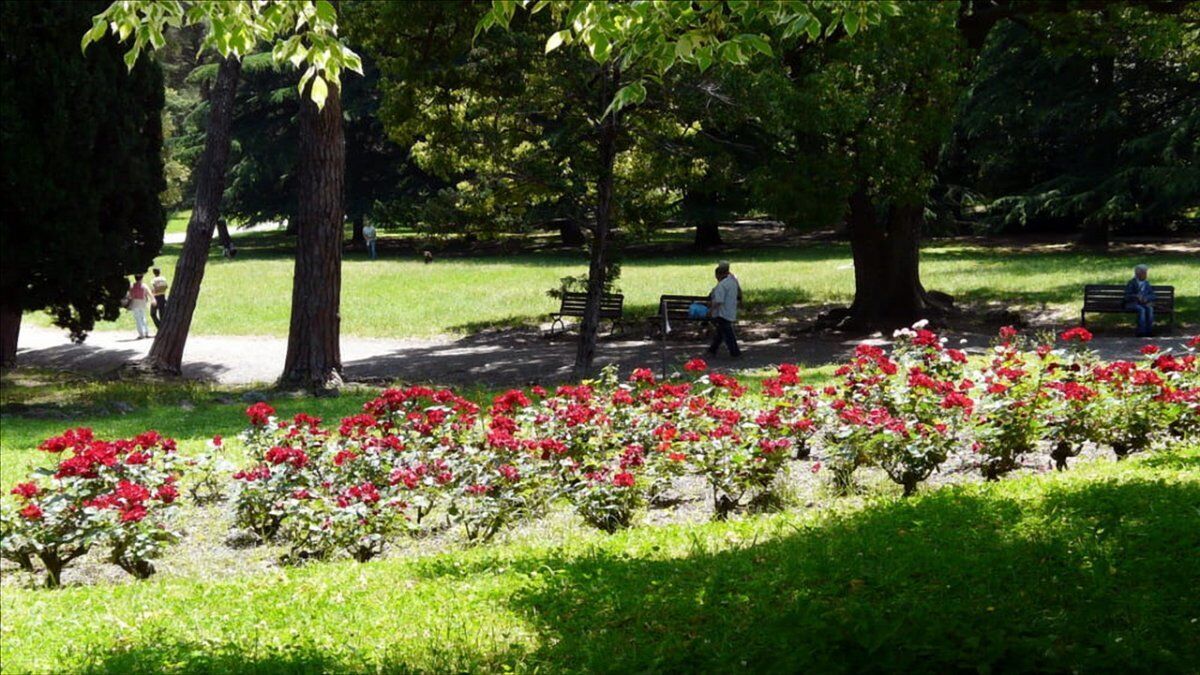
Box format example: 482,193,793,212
1083,284,1175,312
658,294,711,321
557,292,624,317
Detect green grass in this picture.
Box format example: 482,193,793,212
164,210,192,236
2,436,1197,673
26,233,1200,338
2,375,1198,672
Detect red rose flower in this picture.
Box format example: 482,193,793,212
684,358,708,373
611,471,636,488
1059,327,1093,343
246,402,276,426
19,503,43,520
10,482,39,500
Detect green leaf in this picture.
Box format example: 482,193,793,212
806,19,821,41
545,29,569,54
843,12,860,36
738,34,772,57
309,74,329,110
315,0,337,25
604,80,647,117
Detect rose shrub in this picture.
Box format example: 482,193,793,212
9,328,1196,581
1,428,182,587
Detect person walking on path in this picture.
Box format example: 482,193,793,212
1124,264,1157,337
125,273,155,339
363,222,378,260
149,267,169,328
707,261,742,358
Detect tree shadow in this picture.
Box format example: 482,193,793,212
501,478,1200,673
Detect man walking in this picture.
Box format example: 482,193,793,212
150,267,169,328
1124,264,1156,337
708,261,742,358
363,221,378,260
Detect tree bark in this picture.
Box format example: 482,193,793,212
215,218,235,253
281,83,345,390
142,57,241,374
574,64,619,376
843,185,937,330
0,302,20,368
350,213,365,248
558,219,586,247
694,219,723,249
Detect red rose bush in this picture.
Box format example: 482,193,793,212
0,428,182,587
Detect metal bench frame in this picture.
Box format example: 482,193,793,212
1081,284,1175,328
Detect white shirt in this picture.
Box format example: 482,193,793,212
362,225,377,241
711,275,739,322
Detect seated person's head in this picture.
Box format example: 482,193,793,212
1134,264,1148,280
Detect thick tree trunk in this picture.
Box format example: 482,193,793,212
0,302,20,368
574,65,619,376
559,219,586,247
1078,219,1110,249
843,186,935,330
281,84,345,391
350,213,365,248
694,219,723,249
143,57,241,374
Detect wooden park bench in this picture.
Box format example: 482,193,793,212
1081,284,1175,328
650,294,713,337
548,292,626,336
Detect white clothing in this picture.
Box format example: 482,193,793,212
362,225,377,241
711,275,740,322
132,307,150,338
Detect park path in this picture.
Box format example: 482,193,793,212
13,324,1195,388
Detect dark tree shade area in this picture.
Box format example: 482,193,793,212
0,0,165,365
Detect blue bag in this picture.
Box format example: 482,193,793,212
688,302,708,319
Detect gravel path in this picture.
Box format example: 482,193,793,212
15,323,1195,387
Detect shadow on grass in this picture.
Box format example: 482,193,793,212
501,478,1200,673
61,473,1200,673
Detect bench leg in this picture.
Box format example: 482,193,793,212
1080,311,1086,328
549,317,565,336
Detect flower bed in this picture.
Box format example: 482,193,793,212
4,327,1198,584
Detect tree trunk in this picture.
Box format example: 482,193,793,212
574,64,620,376
843,186,935,330
1078,219,1110,249
215,218,235,253
694,219,723,249
281,83,345,391
350,213,365,248
0,301,20,368
142,57,242,374
559,219,586,247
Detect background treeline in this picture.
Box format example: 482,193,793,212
156,1,1198,246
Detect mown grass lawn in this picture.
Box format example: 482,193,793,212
1,438,1197,673
26,230,1200,339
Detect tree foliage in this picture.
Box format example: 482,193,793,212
943,3,1200,236
0,0,165,344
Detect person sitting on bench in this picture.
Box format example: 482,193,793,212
1124,264,1156,337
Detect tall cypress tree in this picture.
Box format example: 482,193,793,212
0,0,165,366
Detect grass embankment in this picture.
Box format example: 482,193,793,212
27,229,1200,339
2,375,1198,673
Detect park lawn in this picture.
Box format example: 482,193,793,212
25,236,1200,339
164,210,192,236
0,440,1197,673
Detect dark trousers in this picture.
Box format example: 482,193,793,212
151,295,167,328
708,317,741,357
